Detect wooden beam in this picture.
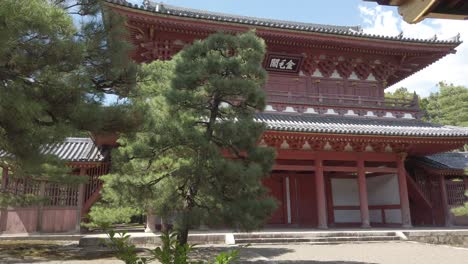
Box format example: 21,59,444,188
323,166,357,172
273,164,315,171
364,167,398,173
275,150,316,160
398,0,438,23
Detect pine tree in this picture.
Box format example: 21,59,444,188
422,82,468,127
0,0,139,188
99,31,276,244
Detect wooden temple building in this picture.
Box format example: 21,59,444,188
1,0,468,233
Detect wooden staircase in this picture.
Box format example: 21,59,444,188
81,163,108,217
406,172,434,225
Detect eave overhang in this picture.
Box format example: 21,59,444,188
105,0,461,87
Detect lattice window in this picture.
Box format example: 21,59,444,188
446,179,466,206
5,178,40,196
44,183,79,207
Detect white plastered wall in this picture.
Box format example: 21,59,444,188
331,174,401,224
331,178,361,223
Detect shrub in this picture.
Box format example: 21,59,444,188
104,230,239,264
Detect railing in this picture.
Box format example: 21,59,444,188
5,177,79,207
266,91,418,110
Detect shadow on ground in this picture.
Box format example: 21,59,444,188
247,261,377,264
0,240,115,263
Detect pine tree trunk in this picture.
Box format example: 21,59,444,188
178,227,189,245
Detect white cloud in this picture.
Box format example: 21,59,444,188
358,5,468,97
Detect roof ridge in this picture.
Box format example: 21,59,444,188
154,2,361,33
106,0,462,45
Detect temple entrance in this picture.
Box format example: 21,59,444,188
292,174,317,227
264,173,318,227
263,175,286,225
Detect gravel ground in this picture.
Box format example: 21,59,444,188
241,241,468,264
3,241,468,263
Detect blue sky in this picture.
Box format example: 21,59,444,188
125,0,468,97
128,0,388,27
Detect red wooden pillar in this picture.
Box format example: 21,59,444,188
285,175,292,224
0,167,8,232
36,181,46,232
1,166,8,189
75,167,86,232
439,174,451,227
315,159,327,229
397,153,412,227
357,159,370,228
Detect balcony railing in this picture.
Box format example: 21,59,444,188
266,91,419,110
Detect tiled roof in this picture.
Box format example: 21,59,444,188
106,0,462,45
255,112,468,137
417,152,468,171
0,138,107,162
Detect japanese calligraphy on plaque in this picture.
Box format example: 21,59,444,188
265,54,303,73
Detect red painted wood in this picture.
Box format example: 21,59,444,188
82,184,102,217
325,175,335,225
41,208,78,233
263,176,286,225
290,175,298,225
365,167,398,173
266,132,468,156
1,166,8,189
439,175,451,226
315,160,327,228
3,208,38,233
323,166,357,172
334,205,400,210
273,164,315,171
357,159,370,227
294,174,318,227
275,150,317,160
397,154,412,227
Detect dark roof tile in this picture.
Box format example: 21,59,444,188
255,113,468,137
0,138,107,162
417,152,468,170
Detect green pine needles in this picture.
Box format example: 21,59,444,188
98,31,277,244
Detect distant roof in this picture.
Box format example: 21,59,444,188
106,0,462,45
0,138,107,162
255,112,468,137
418,152,468,171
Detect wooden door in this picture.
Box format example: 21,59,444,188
294,174,318,227
263,176,286,225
